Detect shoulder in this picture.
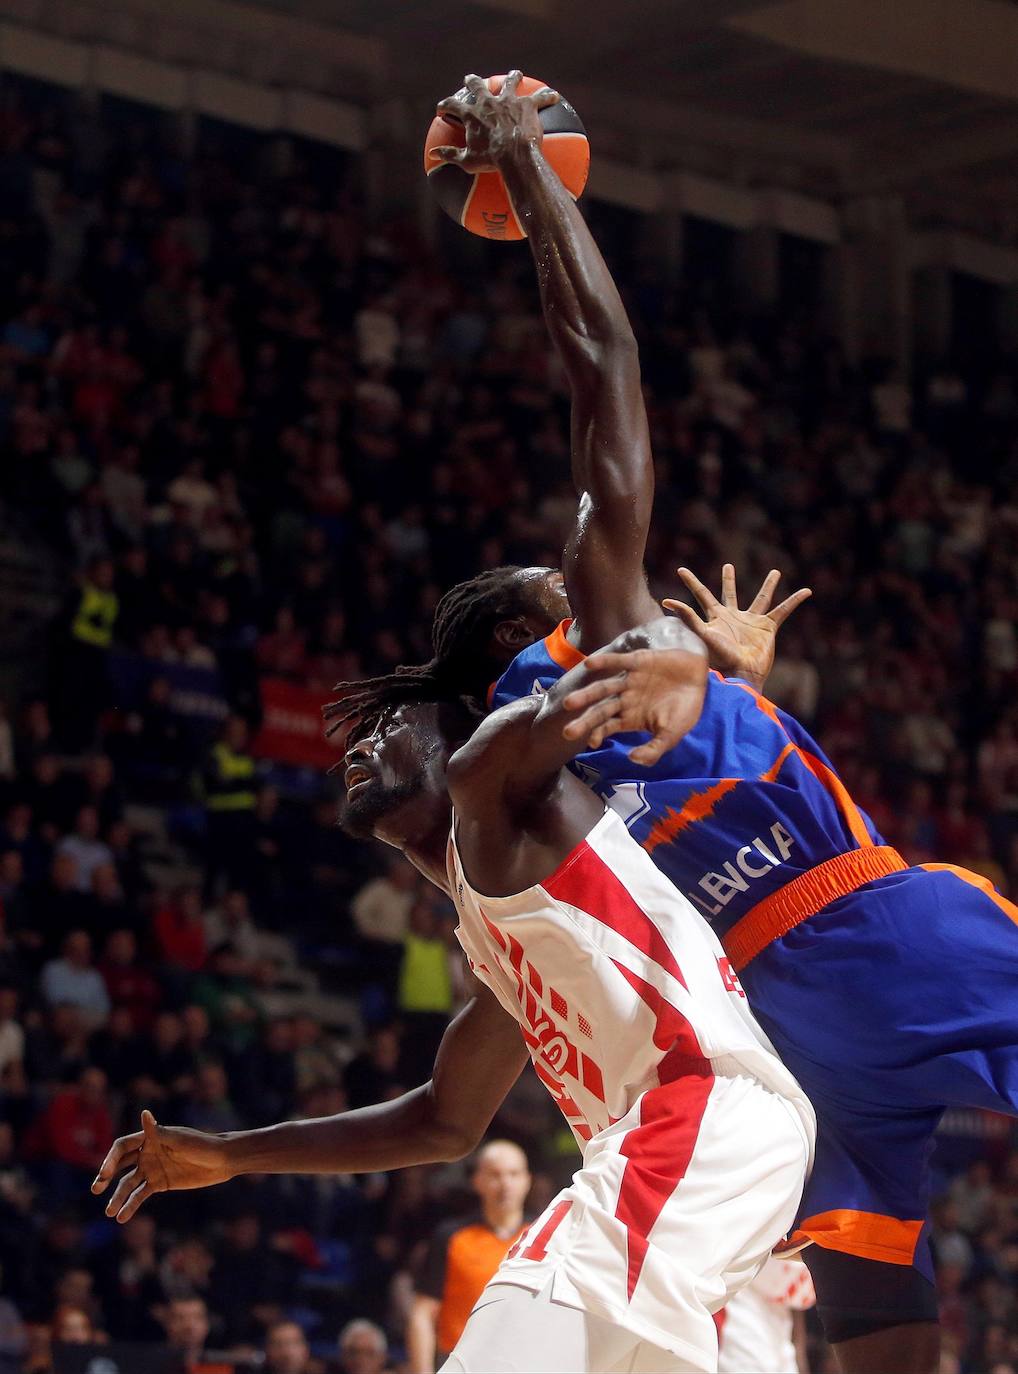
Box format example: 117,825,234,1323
447,697,541,806
491,631,567,707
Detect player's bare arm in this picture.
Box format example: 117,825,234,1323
434,72,658,651
448,618,705,896
92,983,527,1223
664,563,812,692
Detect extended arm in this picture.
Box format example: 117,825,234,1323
434,74,658,649
92,984,527,1222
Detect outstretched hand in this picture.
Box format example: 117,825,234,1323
664,564,811,690
561,645,707,766
91,1109,235,1223
429,70,560,174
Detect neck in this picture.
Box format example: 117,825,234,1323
402,820,452,894
483,1201,523,1235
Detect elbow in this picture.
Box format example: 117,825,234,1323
600,329,640,365
589,331,640,373
420,1089,485,1163
430,1122,484,1163
564,325,640,378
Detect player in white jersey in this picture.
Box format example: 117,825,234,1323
718,1257,816,1374
93,617,814,1373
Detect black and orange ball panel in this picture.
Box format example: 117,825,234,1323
424,75,589,241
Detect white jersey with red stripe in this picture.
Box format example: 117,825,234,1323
718,1257,816,1374
447,807,816,1370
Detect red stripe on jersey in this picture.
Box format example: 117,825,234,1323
581,1052,605,1103
526,961,543,996
480,909,507,952
544,840,688,990
614,1066,714,1301
611,959,705,1062
506,930,525,975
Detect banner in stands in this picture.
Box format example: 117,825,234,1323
254,677,342,770
108,651,229,740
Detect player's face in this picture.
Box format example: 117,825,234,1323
517,566,571,626
338,704,451,844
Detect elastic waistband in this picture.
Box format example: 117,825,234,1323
721,845,907,972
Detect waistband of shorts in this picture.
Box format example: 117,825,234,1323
721,845,907,973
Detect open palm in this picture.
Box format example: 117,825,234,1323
664,564,811,691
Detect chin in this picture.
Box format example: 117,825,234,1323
336,784,389,840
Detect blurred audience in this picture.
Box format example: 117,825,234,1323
0,69,1012,1374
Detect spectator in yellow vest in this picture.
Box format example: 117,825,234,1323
70,559,119,651
199,715,257,900
397,897,454,1085
58,557,118,750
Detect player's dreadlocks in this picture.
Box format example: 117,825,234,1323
323,565,531,744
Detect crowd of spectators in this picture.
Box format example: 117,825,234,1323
0,71,1016,1373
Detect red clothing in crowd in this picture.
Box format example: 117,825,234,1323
27,1088,113,1170
154,902,208,973
98,960,162,1032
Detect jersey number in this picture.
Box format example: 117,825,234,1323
572,763,650,833
508,1200,573,1263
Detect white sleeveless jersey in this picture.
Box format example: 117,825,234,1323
447,807,816,1368
449,807,814,1151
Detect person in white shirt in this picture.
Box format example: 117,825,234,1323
57,806,113,893
41,931,110,1030
718,1255,815,1374
351,858,419,945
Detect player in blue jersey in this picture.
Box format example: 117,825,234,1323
341,75,1018,1374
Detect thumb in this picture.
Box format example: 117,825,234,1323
141,1108,160,1141
663,601,707,636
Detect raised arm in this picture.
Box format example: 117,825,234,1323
92,983,526,1222
433,73,659,650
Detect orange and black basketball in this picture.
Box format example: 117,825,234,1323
424,74,589,241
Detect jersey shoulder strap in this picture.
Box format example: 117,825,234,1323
490,619,583,710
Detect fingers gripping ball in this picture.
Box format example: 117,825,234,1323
425,74,589,240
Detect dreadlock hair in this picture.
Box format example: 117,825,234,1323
323,566,533,747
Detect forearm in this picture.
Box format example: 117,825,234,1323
224,1083,468,1177
499,132,655,641
509,618,706,776
501,142,634,372
227,987,523,1177
545,616,704,693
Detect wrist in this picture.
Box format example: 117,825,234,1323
736,669,766,691
496,134,544,180
221,1130,252,1177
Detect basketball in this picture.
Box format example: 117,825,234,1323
424,74,589,241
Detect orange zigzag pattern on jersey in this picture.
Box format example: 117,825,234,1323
643,778,740,854
642,743,797,856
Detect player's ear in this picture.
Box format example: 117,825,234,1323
493,616,536,653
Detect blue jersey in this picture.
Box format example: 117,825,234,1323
491,621,883,944
493,619,1018,1270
